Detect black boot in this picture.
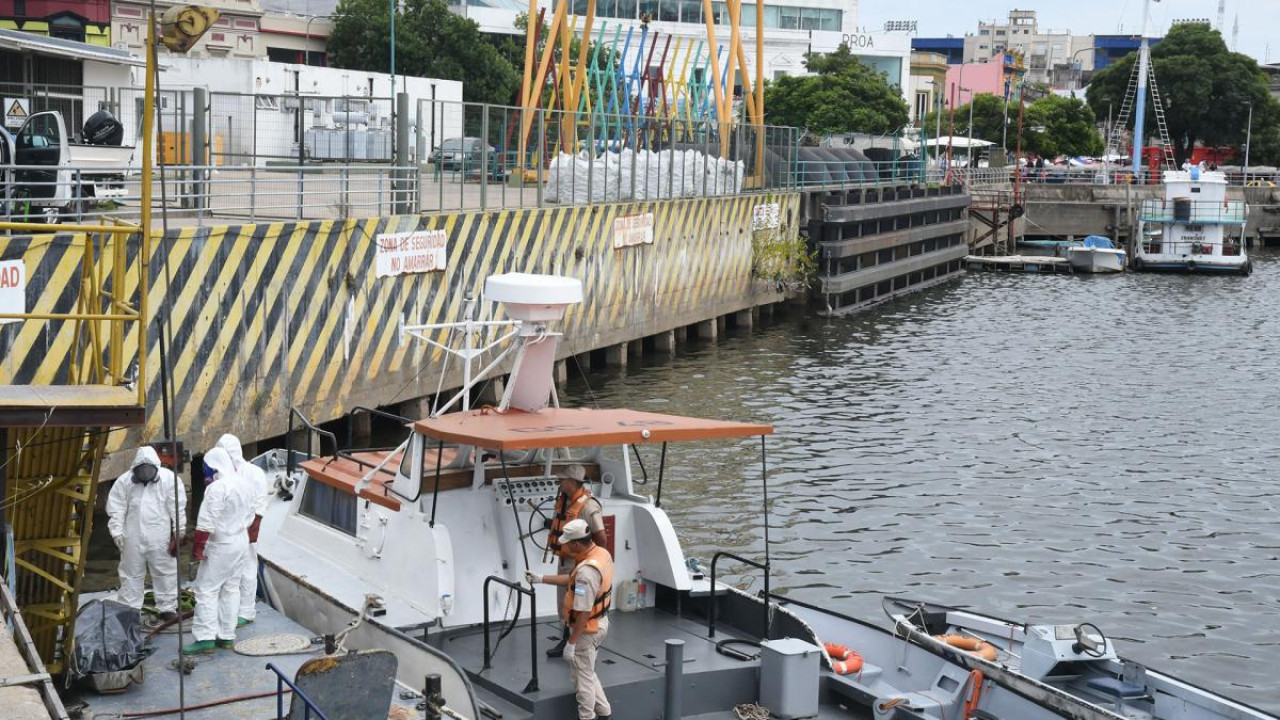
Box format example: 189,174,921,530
546,627,569,658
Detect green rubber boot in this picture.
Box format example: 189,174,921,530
182,639,215,655
216,638,236,649
237,617,253,628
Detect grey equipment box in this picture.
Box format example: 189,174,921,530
759,637,821,719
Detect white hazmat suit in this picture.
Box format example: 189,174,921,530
190,447,257,644
106,446,186,614
215,433,270,623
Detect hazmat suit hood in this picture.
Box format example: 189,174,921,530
131,446,161,470
204,447,237,482
215,434,245,465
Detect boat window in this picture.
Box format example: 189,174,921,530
299,480,357,535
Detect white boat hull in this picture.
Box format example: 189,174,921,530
1134,252,1251,275
1066,247,1126,273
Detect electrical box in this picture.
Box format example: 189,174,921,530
759,638,820,719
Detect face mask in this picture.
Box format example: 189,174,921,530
132,463,158,484
203,461,217,486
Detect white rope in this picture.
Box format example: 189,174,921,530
734,702,770,720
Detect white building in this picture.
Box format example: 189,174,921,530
962,9,1097,87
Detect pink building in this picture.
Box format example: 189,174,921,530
944,51,1027,107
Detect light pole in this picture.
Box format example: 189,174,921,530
1243,101,1253,184
1068,46,1100,94
304,14,338,66
961,86,975,168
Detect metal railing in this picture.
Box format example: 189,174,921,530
267,662,330,720
1138,198,1248,225
481,575,539,693
286,406,338,477
707,551,771,641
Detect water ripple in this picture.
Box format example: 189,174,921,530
565,250,1280,712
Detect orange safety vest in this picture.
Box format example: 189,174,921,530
548,487,599,558
561,544,614,633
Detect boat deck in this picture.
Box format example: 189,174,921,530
427,607,869,720
67,598,423,719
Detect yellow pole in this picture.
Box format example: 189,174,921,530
519,0,538,167
701,0,726,153
138,12,155,408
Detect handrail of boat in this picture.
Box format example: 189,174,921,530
708,551,771,641
266,661,330,720
482,575,540,693
286,406,338,478
345,405,414,449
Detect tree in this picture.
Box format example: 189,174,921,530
1086,22,1278,164
328,0,520,105
922,94,1015,145
1022,96,1104,158
765,44,909,135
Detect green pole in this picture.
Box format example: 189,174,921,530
390,0,397,99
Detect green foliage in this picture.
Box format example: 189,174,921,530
764,44,910,135
1086,22,1278,163
1022,96,1104,158
921,94,1014,145
751,204,816,293
328,0,520,105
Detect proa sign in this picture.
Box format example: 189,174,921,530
842,33,876,48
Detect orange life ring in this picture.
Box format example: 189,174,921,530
823,642,864,675
963,669,985,718
935,634,998,661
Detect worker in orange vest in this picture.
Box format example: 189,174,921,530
544,463,607,657
526,518,613,720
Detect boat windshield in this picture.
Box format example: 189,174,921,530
413,407,772,450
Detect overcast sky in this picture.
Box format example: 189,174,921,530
857,0,1277,64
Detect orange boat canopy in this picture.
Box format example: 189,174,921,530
412,407,773,451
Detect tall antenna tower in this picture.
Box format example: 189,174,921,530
1216,0,1225,30
1231,10,1239,50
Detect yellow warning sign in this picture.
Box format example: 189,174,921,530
4,98,30,129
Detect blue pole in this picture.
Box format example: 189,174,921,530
1131,0,1151,178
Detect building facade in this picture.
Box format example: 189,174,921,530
0,0,112,46
908,50,947,125
915,10,1155,92
944,51,1026,109
112,0,266,59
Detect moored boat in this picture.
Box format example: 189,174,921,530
246,272,1275,720
1067,236,1126,273
1133,170,1251,275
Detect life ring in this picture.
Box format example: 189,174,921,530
1186,259,1197,271
935,634,999,661
823,642,864,675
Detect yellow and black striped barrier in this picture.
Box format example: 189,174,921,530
1,192,800,459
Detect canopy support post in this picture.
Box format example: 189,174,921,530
761,434,771,640
429,438,445,527
654,442,669,508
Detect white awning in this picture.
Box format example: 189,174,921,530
922,137,996,149
0,28,146,68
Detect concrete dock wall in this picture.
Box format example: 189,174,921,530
1,192,802,459
1021,184,1280,243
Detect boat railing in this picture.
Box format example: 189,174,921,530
1140,237,1246,256
1138,198,1248,225
708,551,771,641
482,575,540,693
286,405,339,477
267,662,331,720
345,405,414,449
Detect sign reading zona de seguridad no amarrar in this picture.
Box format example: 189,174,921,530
375,229,448,277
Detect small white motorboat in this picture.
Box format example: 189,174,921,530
1067,235,1126,273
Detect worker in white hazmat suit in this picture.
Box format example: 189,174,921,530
106,446,186,619
215,433,270,626
183,447,257,654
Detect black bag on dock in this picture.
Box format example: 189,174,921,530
71,599,151,679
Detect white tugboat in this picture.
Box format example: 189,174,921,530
1132,169,1251,275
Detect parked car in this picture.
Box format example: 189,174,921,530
429,137,492,171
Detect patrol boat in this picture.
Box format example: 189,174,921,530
251,273,1275,720
1132,169,1252,275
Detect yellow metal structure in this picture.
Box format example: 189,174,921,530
0,11,157,673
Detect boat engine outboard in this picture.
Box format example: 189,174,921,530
83,109,124,146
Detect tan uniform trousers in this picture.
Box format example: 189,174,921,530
570,614,611,720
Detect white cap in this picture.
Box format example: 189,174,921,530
560,518,590,543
